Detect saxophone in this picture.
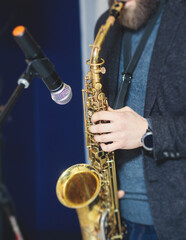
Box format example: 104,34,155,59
56,2,124,239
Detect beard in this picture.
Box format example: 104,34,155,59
108,0,158,30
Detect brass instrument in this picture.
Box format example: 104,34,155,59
56,2,124,239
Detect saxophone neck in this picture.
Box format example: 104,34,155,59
90,1,124,64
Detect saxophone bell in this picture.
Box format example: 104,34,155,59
56,164,101,209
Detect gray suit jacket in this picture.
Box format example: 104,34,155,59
95,0,186,239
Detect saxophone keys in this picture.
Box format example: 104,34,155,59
95,83,102,90
101,67,106,74
98,92,105,101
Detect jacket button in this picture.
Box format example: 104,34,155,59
163,152,169,157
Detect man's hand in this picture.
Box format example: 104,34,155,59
118,190,125,199
89,106,148,152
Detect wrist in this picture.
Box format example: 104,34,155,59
138,118,148,148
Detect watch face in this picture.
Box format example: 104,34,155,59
143,132,153,151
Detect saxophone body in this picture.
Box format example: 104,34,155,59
56,2,124,239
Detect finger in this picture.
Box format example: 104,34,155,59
118,190,125,199
90,123,114,134
100,141,122,152
108,106,113,111
91,111,116,123
94,132,117,143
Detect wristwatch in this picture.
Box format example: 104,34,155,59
141,127,153,151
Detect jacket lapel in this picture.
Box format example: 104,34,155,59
144,0,186,116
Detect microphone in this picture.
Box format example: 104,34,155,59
12,25,72,105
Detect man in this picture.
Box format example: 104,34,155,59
89,0,186,239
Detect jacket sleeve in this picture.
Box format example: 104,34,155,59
150,115,186,162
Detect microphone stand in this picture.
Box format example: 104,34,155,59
0,65,34,240
0,183,24,240
0,63,34,129
0,59,46,239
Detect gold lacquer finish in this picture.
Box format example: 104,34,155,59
56,164,101,209
56,2,125,239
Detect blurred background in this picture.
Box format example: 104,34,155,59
0,0,108,239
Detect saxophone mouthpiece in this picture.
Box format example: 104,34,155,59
110,1,125,18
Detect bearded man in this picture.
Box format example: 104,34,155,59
90,0,186,239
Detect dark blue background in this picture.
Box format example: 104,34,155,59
0,0,84,239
